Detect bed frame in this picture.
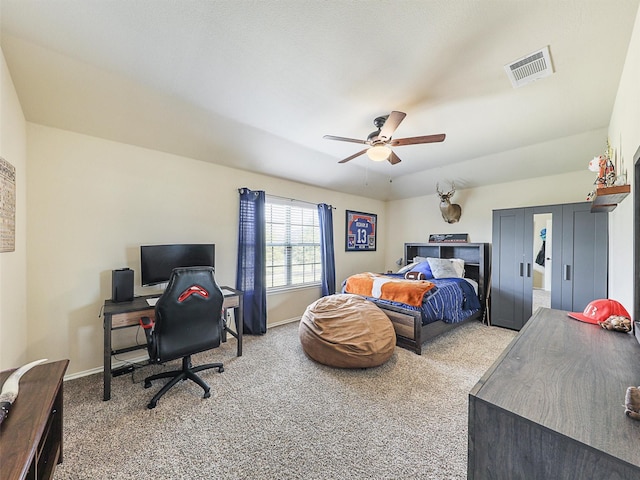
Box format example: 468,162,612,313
376,242,490,354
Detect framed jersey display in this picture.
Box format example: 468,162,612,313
345,210,377,251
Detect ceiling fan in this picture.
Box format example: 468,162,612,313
323,111,445,165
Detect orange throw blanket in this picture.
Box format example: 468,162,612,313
344,273,435,307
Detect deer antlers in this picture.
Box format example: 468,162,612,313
436,182,456,199
435,182,462,223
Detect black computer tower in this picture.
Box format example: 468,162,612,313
112,268,134,303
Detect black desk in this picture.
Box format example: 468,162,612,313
102,287,243,401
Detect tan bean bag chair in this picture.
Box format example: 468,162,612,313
299,294,396,368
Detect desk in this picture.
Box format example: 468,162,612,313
102,286,242,401
0,360,69,480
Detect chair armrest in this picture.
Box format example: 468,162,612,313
139,316,154,329
139,316,154,345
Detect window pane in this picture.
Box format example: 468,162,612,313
290,224,303,243
271,246,286,266
291,264,304,283
290,207,303,225
300,226,313,243
291,246,304,264
270,223,286,244
302,209,315,224
265,197,323,289
303,263,317,283
302,246,314,263
269,266,287,287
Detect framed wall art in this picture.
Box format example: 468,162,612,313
0,156,16,253
345,210,377,251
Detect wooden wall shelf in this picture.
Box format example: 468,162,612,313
590,184,630,212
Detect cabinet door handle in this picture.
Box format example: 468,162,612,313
526,263,532,277
563,264,571,281
519,262,524,277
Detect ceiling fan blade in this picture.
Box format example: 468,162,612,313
338,148,368,164
390,133,446,146
378,111,406,141
388,151,402,165
323,135,367,145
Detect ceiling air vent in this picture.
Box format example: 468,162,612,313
504,46,554,88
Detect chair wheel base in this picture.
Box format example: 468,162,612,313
143,357,224,408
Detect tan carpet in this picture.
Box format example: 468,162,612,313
54,320,516,480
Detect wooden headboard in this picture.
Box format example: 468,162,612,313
404,242,490,305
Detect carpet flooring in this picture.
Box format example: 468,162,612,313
54,320,516,479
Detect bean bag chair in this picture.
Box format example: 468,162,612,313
299,294,396,368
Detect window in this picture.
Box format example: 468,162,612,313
265,196,321,289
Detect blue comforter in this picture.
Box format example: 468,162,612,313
342,274,480,326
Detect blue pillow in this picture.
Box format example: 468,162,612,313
410,261,433,279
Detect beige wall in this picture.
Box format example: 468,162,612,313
384,170,595,271
607,7,640,311
0,48,28,368
385,0,639,313
2,5,639,375
25,124,385,375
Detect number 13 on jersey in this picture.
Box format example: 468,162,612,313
345,210,377,251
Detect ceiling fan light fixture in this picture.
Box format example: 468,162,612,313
367,145,392,162
324,111,445,165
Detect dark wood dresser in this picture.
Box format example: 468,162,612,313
0,359,69,480
468,308,640,479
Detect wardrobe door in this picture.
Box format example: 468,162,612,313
560,203,608,311
491,208,529,330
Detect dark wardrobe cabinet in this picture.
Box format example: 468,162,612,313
491,202,608,330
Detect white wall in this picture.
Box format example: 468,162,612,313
25,124,385,375
385,0,639,312
0,48,28,368
4,6,640,375
384,170,595,270
607,6,640,311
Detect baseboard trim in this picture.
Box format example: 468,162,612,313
268,316,301,328
65,317,302,381
64,355,149,381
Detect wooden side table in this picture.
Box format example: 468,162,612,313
0,359,69,480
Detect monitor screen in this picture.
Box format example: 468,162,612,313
140,244,215,286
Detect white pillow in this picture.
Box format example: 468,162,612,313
427,257,464,278
450,258,465,277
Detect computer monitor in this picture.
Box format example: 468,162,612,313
140,244,215,286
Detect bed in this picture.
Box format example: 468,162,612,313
342,242,490,354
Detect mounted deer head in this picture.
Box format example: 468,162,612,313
436,182,462,224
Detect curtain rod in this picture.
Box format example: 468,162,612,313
267,193,335,209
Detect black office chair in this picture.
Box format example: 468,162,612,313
140,266,225,409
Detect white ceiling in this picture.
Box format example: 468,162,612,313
1,0,638,200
